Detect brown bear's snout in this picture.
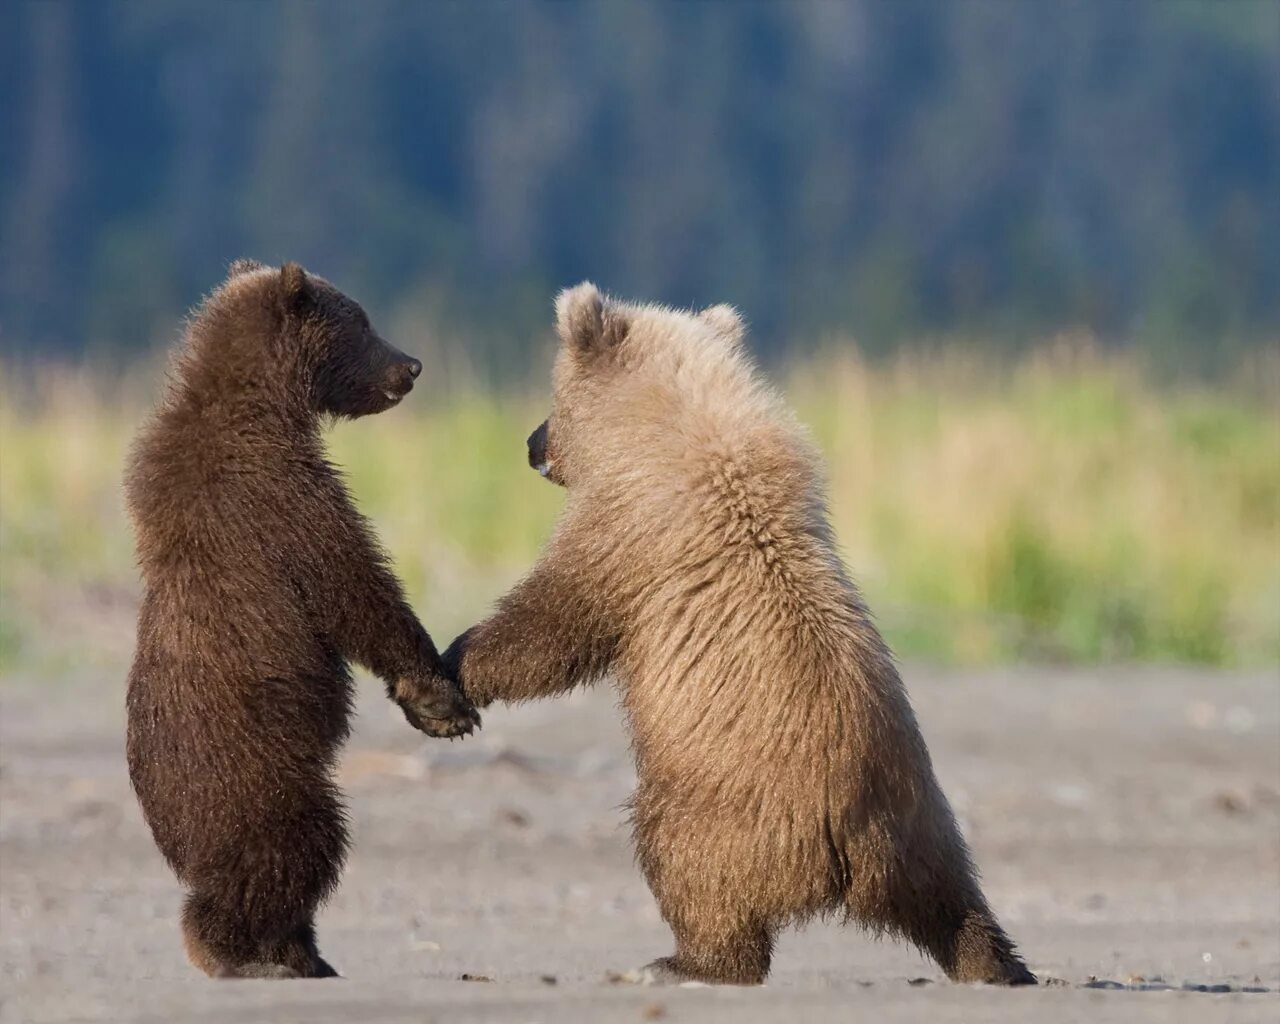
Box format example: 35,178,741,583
394,357,422,391
383,354,422,399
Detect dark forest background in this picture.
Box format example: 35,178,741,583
2,0,1277,372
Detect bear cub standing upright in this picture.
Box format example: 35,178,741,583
446,284,1035,986
126,261,479,979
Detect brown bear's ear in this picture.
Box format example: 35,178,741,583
555,281,627,359
227,258,263,279
699,304,745,349
279,262,313,316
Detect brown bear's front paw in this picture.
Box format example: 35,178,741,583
395,677,481,738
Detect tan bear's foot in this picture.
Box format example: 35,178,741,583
946,914,1037,986
610,958,701,986
395,676,481,738
637,958,694,985
625,955,765,987
967,958,1037,986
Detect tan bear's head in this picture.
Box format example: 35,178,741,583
527,282,752,490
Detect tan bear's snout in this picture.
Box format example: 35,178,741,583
527,420,551,476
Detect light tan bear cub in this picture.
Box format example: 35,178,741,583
445,283,1035,986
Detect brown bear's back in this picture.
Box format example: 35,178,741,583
125,402,355,882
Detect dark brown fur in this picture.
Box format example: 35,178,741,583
125,261,478,979
446,284,1035,986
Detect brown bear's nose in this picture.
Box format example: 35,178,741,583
405,358,422,380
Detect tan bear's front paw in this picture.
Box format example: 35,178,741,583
395,678,480,738
440,633,495,709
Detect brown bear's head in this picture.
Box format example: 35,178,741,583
217,260,422,419
527,282,749,490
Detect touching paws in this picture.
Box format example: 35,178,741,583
395,677,480,738
440,631,494,709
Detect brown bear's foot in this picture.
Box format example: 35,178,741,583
197,950,339,980
184,906,340,980
215,962,303,980
310,955,340,978
394,675,480,738
202,949,339,979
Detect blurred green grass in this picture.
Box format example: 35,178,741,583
1,344,1277,677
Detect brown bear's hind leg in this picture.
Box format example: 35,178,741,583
178,783,346,980
182,895,337,979
269,920,340,978
181,894,240,978
181,892,271,978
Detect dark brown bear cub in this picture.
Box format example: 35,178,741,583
125,261,479,979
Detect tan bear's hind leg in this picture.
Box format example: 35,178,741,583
848,811,1036,985
644,899,773,985
941,907,1037,985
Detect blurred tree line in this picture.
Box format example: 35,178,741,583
1,0,1277,370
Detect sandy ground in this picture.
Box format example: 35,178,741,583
1,666,1277,1023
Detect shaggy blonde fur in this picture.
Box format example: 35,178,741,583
445,284,1035,986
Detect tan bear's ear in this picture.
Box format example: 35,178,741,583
556,282,626,358
279,262,313,316
227,258,263,279
700,304,745,348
